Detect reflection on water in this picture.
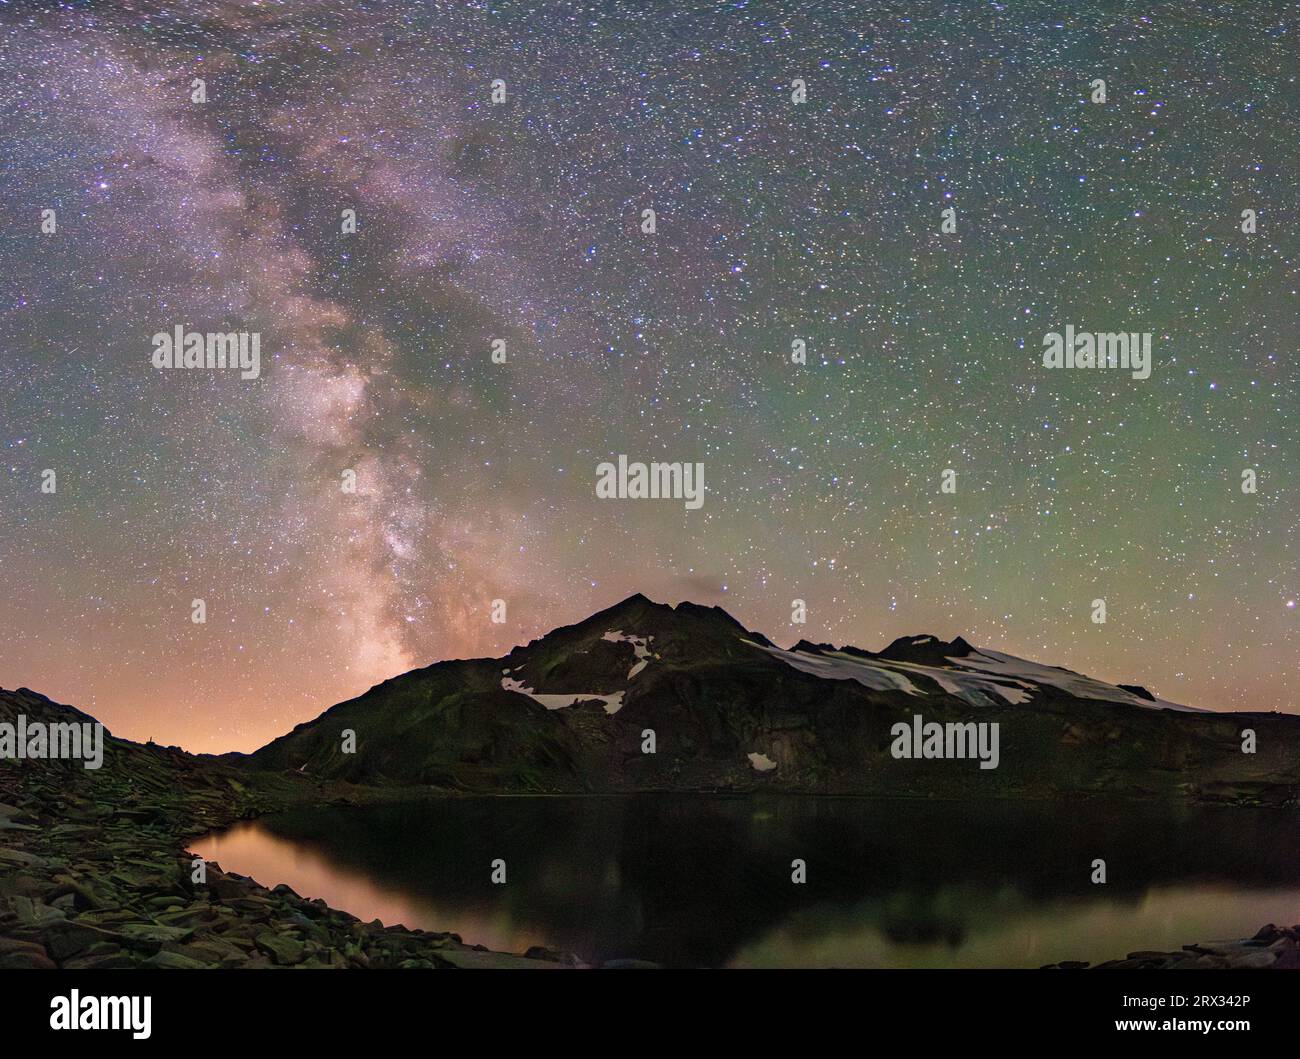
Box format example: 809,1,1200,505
191,796,1300,968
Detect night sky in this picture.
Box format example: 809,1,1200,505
1,2,1296,752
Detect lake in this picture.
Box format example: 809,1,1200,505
191,795,1300,968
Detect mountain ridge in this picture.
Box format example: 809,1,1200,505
236,594,1297,805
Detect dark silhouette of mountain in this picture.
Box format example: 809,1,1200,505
244,594,1300,805
878,634,976,665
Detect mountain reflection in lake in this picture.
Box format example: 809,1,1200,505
191,795,1300,968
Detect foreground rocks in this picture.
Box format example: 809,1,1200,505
0,794,582,970
1,835,575,970
0,688,581,969
1045,924,1300,970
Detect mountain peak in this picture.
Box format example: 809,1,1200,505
573,594,768,641
877,634,975,665
791,639,838,654
669,599,763,637
603,590,670,612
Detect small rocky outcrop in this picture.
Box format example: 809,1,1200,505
1044,924,1300,970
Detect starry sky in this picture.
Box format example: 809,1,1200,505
1,1,1297,752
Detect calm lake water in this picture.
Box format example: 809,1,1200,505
191,795,1300,968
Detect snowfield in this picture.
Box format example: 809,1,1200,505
501,673,626,715
744,640,1200,713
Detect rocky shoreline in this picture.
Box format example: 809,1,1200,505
1044,924,1300,970
0,689,582,969
6,753,1295,970
0,822,580,970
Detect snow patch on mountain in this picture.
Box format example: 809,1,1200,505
602,630,654,679
743,637,1197,713
860,654,1033,705
742,640,924,695
950,649,1200,712
500,676,625,715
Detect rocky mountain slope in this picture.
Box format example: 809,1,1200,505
247,594,1300,805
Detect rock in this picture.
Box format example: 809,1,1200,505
118,922,194,945
41,920,126,961
1187,941,1226,954
48,874,115,912
433,947,569,969
155,905,220,928
524,945,584,966
12,896,65,927
0,848,48,868
0,937,54,959
62,950,138,969
144,950,207,969
254,931,305,966
168,939,248,966
0,948,57,969
204,873,255,901
1233,950,1278,969
1075,923,1300,971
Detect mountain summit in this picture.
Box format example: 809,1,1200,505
245,595,1298,805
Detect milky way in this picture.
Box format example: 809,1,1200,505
1,2,1296,751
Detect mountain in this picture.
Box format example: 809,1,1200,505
247,594,1300,805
